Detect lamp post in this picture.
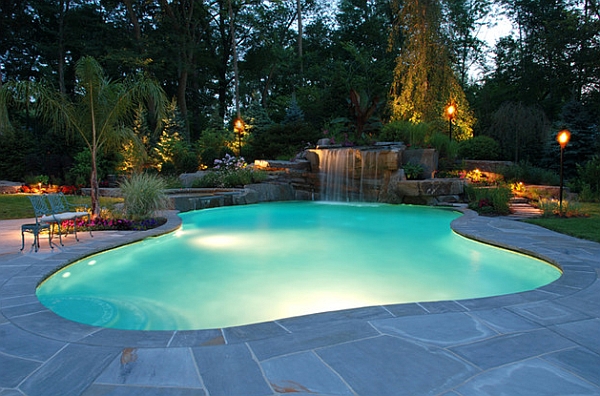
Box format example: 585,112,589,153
234,117,244,157
556,129,571,214
446,104,456,141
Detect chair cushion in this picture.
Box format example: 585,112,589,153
41,212,85,222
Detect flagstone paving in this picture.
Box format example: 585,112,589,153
1,208,599,395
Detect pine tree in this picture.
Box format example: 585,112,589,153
283,94,305,125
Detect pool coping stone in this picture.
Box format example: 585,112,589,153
1,206,599,395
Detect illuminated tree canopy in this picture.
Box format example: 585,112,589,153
389,0,474,140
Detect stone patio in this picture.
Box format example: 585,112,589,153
1,207,599,395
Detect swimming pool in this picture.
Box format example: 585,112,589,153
36,202,561,330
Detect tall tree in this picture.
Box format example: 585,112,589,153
444,0,492,86
1,57,167,215
491,0,600,118
389,0,474,139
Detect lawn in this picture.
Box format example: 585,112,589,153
0,194,122,220
525,202,600,243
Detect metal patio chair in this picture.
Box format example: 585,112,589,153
46,192,93,244
27,195,59,249
20,219,52,252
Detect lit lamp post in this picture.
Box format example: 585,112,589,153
446,104,456,141
556,129,571,214
234,117,244,157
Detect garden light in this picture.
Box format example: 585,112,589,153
446,104,456,141
556,129,571,213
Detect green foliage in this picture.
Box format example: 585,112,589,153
247,122,321,161
283,95,305,125
380,121,430,147
465,185,512,215
146,99,198,175
243,96,275,140
67,149,115,186
500,161,560,186
346,89,382,143
2,0,598,191
0,129,35,181
192,168,267,188
24,175,49,185
458,136,501,160
2,56,167,216
427,132,458,160
536,198,587,218
542,100,600,179
389,0,475,139
487,102,550,163
191,154,267,188
571,156,600,202
196,128,233,168
119,173,169,221
403,162,424,180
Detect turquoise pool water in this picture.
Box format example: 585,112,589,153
37,202,561,330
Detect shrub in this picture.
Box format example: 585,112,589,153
537,198,588,218
380,120,430,147
458,136,501,160
572,156,600,202
196,128,233,168
248,122,320,161
119,173,170,221
500,161,560,185
465,184,512,215
192,168,267,188
426,132,458,160
192,155,267,188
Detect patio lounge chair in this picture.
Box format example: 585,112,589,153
46,192,92,244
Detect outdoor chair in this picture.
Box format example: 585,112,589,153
46,192,92,244
28,195,60,248
20,220,52,252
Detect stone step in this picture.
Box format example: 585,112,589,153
508,200,543,219
510,196,529,204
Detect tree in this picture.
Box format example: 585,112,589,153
487,101,550,162
0,56,167,216
444,0,492,86
489,0,600,118
389,0,474,140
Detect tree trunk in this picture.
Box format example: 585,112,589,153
229,0,240,118
297,0,303,78
90,144,100,217
57,0,71,94
89,84,100,217
123,0,142,41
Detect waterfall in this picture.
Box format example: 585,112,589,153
318,148,381,202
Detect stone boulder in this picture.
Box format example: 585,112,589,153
0,181,22,194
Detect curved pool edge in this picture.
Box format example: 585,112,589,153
1,206,598,350
33,210,184,288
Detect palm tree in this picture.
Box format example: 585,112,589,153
0,56,167,216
